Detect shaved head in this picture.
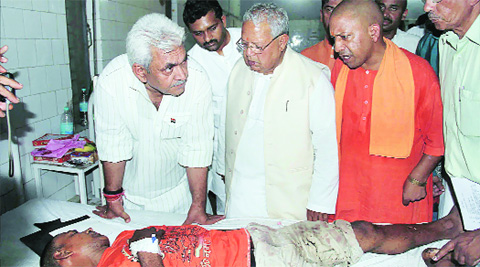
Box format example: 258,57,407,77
329,0,386,70
332,0,383,28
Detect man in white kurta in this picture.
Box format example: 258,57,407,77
93,13,222,225
184,0,243,214
223,3,339,221
95,54,212,213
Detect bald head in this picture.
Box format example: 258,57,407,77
332,0,383,28
329,0,386,70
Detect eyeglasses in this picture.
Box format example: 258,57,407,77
236,33,285,54
421,0,443,4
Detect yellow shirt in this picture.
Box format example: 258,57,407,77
439,14,480,183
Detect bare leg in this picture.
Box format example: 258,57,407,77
352,206,463,254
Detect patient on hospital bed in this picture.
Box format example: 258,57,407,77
41,207,462,267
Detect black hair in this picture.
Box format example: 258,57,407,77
183,0,223,27
40,238,62,267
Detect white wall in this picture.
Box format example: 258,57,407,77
0,0,164,214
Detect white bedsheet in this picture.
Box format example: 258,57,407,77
0,198,448,267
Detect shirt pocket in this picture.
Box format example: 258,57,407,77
459,87,480,136
160,113,191,139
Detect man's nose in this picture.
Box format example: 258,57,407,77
334,40,343,53
423,0,434,12
204,31,213,43
174,64,188,80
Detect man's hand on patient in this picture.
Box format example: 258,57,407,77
182,205,224,225
433,230,480,266
93,200,131,223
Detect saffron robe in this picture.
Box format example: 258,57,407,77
332,50,444,224
301,39,336,70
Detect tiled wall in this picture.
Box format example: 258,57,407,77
0,0,164,214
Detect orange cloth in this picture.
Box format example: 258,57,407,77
336,38,415,158
301,39,336,70
331,48,444,224
98,225,251,267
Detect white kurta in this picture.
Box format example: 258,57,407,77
227,70,339,218
391,29,421,53
94,54,213,213
188,28,242,213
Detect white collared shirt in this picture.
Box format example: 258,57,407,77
94,54,213,213
391,29,421,53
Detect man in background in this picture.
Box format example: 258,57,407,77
93,13,222,225
376,0,421,53
301,0,343,70
183,0,243,214
224,3,338,221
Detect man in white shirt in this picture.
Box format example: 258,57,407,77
224,3,339,221
183,0,242,214
92,13,223,225
376,0,421,53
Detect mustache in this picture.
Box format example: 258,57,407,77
383,17,392,23
428,12,441,20
172,80,186,87
203,40,218,46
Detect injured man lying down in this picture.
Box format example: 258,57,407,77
41,207,462,267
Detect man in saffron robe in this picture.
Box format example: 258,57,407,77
330,0,444,224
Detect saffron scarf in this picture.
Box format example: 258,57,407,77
335,38,415,158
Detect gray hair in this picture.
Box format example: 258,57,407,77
243,3,289,37
126,13,186,70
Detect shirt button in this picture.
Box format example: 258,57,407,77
364,85,368,89
247,91,251,95
366,70,370,74
234,131,238,135
364,100,368,104
362,117,367,121
240,110,244,115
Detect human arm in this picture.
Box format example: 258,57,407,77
92,161,131,222
92,66,133,223
182,167,224,225
307,72,339,221
0,45,23,117
402,154,442,206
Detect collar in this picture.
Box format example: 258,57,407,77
442,14,480,49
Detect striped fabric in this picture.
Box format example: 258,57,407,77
94,54,214,213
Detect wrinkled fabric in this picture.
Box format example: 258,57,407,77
247,220,363,267
31,135,85,158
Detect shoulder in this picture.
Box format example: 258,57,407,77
99,54,131,78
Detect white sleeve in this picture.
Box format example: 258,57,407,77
214,85,227,176
306,72,339,214
94,72,133,163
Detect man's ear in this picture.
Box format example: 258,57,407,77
132,63,147,83
278,34,290,51
53,249,74,260
221,15,227,28
369,24,382,42
401,9,409,20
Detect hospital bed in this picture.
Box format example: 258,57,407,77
0,198,448,266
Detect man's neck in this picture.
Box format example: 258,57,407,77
216,29,231,56
383,28,398,40
146,86,164,110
